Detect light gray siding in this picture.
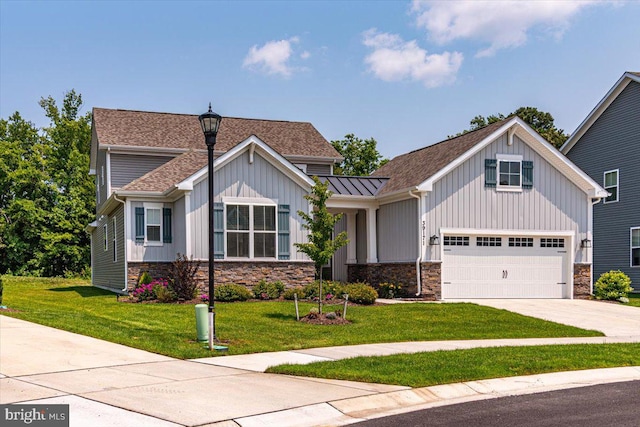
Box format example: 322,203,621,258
378,199,418,262
356,209,367,263
110,154,174,188
174,196,187,256
128,201,178,262
92,204,126,291
189,150,311,261
306,164,332,176
566,81,640,285
426,133,590,262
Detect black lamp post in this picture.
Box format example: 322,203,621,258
199,103,222,351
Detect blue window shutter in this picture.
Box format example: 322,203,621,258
278,204,290,260
135,207,144,243
522,161,534,189
213,202,224,259
485,159,497,188
162,208,172,243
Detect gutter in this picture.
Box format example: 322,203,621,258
409,189,424,297
112,193,128,293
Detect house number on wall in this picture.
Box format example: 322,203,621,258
422,221,426,246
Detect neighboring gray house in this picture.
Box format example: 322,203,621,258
87,108,606,300
561,71,640,289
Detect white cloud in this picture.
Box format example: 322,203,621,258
362,28,463,88
300,51,311,60
243,37,302,77
412,0,603,57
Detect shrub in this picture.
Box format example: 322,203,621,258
378,282,403,299
302,281,345,299
283,286,305,300
138,271,153,286
214,283,252,302
343,282,378,305
133,279,168,302
155,284,177,303
594,270,633,301
168,254,200,300
252,279,285,300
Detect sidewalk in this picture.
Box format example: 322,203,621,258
2,315,639,427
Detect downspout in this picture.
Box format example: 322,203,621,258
113,193,127,293
409,190,423,296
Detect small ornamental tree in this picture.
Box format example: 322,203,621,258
295,176,348,314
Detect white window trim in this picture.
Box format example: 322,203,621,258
144,203,163,247
112,217,117,262
496,154,523,193
224,201,278,260
103,224,108,251
631,227,640,268
603,169,619,204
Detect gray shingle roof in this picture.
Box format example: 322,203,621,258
373,119,509,195
121,150,207,193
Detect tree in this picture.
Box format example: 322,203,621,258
331,134,388,176
294,177,348,314
0,90,94,276
452,107,569,148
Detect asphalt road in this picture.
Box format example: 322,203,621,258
352,380,640,427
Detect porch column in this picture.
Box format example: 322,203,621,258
366,207,378,263
346,212,357,264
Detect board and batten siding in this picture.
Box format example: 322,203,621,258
188,150,311,261
128,201,178,262
110,153,174,188
565,80,640,285
425,133,590,262
92,204,126,291
332,215,348,281
378,198,418,262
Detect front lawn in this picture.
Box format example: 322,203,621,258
627,293,640,307
267,343,640,387
1,276,602,359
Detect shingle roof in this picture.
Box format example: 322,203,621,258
318,175,389,196
121,150,207,193
93,108,341,159
373,119,509,195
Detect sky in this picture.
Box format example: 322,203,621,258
1,0,639,159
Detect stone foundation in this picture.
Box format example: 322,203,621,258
573,263,592,299
419,262,442,301
347,263,419,297
128,261,315,292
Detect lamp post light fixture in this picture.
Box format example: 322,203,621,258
199,103,222,351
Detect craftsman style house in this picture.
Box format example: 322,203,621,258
561,71,640,288
88,108,606,299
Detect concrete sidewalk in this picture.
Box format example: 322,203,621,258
2,315,639,427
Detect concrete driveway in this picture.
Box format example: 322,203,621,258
456,299,640,337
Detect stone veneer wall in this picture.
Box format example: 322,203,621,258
347,263,419,297
419,262,441,301
127,261,315,292
573,263,592,299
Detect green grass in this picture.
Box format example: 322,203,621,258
0,276,602,359
267,343,640,387
627,293,640,307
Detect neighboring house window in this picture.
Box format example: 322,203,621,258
485,155,532,190
226,204,276,258
134,204,172,245
112,217,117,262
103,224,108,251
632,228,640,267
604,169,619,203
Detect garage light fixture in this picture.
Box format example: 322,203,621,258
429,235,440,245
581,238,592,248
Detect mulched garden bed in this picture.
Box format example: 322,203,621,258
299,313,351,325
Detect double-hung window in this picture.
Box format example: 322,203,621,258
112,217,117,262
632,228,640,267
497,154,522,191
226,204,276,258
604,169,619,203
103,224,108,251
135,203,172,245
145,206,162,244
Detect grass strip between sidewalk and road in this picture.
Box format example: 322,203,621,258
267,343,640,387
1,276,603,359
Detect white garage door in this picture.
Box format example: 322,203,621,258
442,235,569,299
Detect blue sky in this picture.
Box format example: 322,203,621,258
1,0,638,158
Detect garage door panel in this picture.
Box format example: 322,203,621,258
442,235,568,299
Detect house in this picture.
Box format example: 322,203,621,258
561,71,640,289
87,108,606,300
